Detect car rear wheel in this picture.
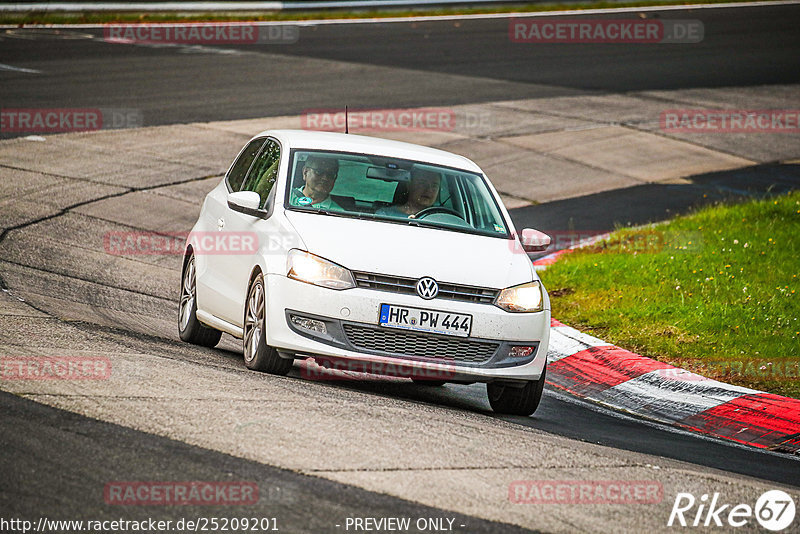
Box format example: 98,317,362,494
486,365,546,416
243,273,293,375
178,254,222,347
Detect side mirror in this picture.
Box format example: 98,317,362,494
520,228,551,253
228,191,262,217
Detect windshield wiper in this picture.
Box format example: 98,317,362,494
403,217,503,238
295,206,380,221
406,217,440,228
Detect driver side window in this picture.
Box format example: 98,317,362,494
241,139,281,209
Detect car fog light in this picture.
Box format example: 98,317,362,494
291,315,327,335
509,346,536,359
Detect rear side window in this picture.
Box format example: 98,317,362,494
227,138,266,192
241,139,281,208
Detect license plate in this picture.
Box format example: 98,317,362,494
379,304,472,338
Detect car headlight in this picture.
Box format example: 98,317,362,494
494,280,544,313
287,249,355,290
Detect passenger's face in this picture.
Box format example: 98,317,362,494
408,173,441,208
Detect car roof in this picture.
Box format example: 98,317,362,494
256,129,482,173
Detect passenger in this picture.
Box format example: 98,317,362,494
290,156,341,210
377,167,441,218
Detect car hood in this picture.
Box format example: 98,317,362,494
285,211,535,289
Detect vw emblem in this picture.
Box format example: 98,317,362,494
416,277,439,300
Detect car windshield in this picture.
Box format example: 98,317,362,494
284,149,510,238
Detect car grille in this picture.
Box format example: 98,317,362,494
352,271,500,305
342,324,499,364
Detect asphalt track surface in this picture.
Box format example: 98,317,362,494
0,391,531,532
2,4,800,532
0,4,799,130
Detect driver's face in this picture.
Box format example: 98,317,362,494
302,164,337,198
408,172,440,208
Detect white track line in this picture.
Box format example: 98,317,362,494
0,63,42,73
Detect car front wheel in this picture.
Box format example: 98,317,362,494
243,273,293,375
486,365,546,416
178,254,222,347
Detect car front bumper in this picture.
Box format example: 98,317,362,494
263,274,550,382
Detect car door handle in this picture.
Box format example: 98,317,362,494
217,218,225,229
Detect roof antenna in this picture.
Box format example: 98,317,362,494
345,106,349,134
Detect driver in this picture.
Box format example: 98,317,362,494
377,167,441,218
290,155,341,210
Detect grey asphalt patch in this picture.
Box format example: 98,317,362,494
73,190,204,233
0,259,176,337
497,85,800,164
444,102,597,139
494,94,675,127
0,131,223,188
0,165,128,230
439,137,642,206
501,126,753,183
19,210,182,270
0,390,534,534
148,175,225,205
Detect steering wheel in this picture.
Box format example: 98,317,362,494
413,206,464,220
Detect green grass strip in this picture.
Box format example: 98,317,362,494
542,190,800,398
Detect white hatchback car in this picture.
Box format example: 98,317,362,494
180,130,552,415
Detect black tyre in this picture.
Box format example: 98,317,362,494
486,365,546,416
178,254,222,347
243,273,293,375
